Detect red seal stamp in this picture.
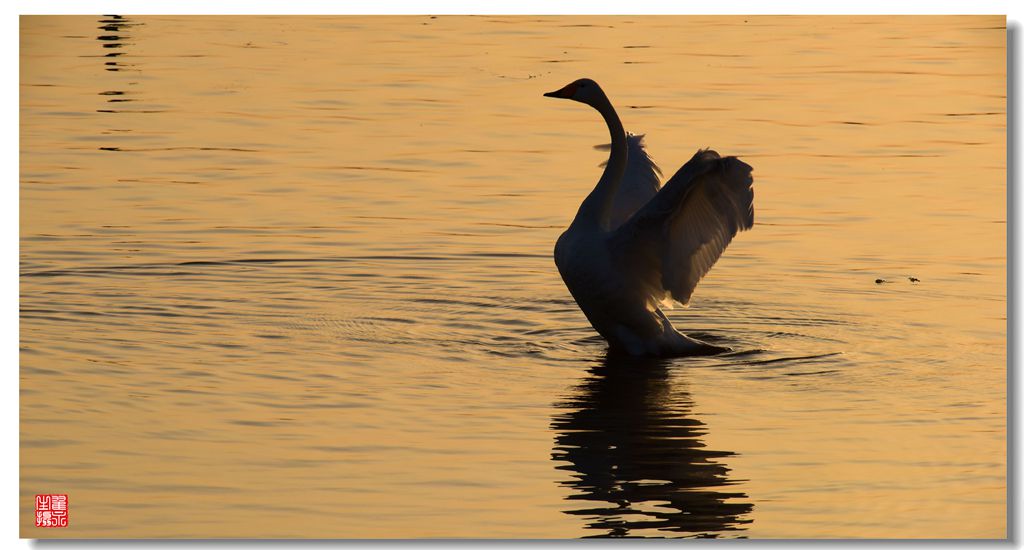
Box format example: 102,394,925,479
35,494,68,528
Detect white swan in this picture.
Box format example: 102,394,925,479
545,78,755,357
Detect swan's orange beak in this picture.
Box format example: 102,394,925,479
544,82,578,99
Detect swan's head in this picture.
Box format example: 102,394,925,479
544,78,604,106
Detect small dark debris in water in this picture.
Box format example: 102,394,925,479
875,278,886,284
909,277,920,282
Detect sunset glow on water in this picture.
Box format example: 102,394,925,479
21,15,1005,538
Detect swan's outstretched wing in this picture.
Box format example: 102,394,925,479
610,149,754,306
607,133,662,230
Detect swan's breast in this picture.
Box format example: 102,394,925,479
553,229,621,304
554,225,676,354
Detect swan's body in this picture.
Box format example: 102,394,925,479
546,78,755,357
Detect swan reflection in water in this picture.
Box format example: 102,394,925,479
551,354,753,538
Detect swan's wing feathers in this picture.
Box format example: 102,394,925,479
607,133,662,230
662,155,753,304
612,150,754,306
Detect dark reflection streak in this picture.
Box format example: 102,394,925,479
95,15,140,72
98,24,140,31
551,354,752,538
94,15,146,138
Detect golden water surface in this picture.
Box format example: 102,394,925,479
20,15,1006,538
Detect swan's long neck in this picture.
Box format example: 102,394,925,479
574,93,626,232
